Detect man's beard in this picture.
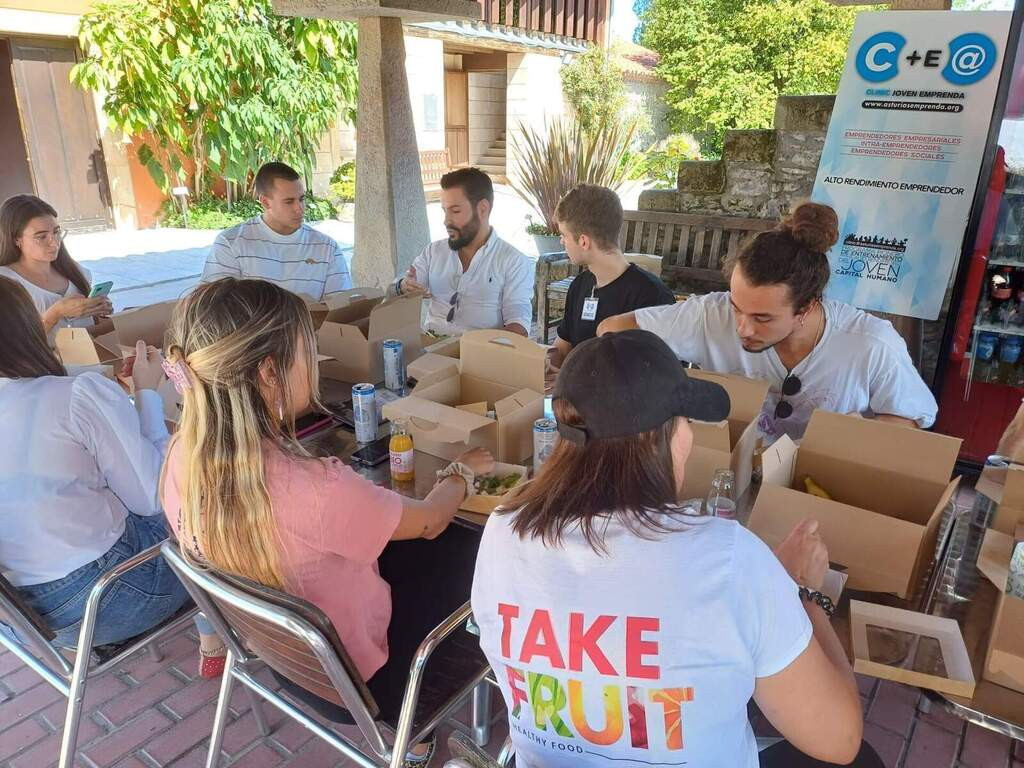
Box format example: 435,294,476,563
447,213,481,250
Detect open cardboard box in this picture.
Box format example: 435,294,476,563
55,327,123,377
316,289,423,385
382,330,545,463
422,333,460,359
975,463,1024,536
681,370,769,500
978,529,1024,694
748,410,961,598
460,462,529,515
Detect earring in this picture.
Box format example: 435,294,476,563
277,399,285,422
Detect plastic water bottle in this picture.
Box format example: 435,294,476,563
706,469,737,520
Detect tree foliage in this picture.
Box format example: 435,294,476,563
560,46,627,135
638,0,865,155
73,0,358,196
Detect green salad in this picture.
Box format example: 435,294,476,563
473,473,522,496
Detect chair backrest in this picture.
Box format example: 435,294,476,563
0,571,71,676
619,210,776,292
159,542,384,743
421,149,452,187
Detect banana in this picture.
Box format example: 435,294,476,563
803,476,832,501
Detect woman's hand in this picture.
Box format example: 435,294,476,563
455,447,495,477
52,295,112,321
774,518,828,591
130,341,166,392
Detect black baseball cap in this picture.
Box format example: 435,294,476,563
553,329,731,445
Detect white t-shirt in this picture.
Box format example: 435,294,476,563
0,374,169,586
0,264,94,345
635,293,938,442
201,215,352,301
410,229,534,334
472,511,811,768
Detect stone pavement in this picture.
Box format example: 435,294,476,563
1,622,1021,768
64,182,650,312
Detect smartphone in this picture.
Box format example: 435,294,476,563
294,411,336,439
350,435,391,467
88,281,113,298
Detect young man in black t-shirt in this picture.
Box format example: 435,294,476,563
548,184,676,379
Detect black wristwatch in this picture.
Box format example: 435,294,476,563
798,586,835,618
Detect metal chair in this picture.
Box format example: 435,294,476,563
0,542,198,768
160,540,493,768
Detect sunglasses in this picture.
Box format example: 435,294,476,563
774,374,801,420
446,291,460,323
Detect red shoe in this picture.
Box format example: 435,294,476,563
199,646,227,679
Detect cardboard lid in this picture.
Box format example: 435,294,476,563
977,464,1024,511
110,300,177,348
460,330,545,393
55,327,102,366
689,419,732,453
382,395,494,443
979,529,1014,591
687,369,770,424
494,389,545,420
408,353,460,390
800,410,961,485
368,295,423,342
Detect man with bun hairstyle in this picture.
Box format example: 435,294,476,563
598,202,937,442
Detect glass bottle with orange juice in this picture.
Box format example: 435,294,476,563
389,419,414,482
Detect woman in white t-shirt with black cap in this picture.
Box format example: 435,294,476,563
471,329,882,768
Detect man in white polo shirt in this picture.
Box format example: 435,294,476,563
201,162,351,301
396,168,533,336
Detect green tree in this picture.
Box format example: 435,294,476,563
639,0,866,156
72,0,357,197
560,45,627,134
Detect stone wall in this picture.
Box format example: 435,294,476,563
638,95,834,219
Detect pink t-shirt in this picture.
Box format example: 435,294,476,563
162,441,403,680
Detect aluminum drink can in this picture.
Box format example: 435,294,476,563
352,383,377,444
533,418,558,471
383,339,405,392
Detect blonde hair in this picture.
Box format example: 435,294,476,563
162,278,321,589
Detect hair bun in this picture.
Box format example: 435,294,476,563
781,202,839,253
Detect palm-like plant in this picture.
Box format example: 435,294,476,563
510,117,637,235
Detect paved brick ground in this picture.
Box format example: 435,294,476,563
0,625,1020,768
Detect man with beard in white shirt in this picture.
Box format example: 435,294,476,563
395,168,533,336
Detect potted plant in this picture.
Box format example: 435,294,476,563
526,216,562,259
510,117,636,258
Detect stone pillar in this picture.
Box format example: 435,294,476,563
351,17,430,288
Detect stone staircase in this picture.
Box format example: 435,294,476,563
476,131,507,182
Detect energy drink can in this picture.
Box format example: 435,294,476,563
533,418,558,472
352,383,377,444
383,339,405,392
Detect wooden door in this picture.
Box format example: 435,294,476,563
0,40,34,203
444,71,469,167
10,38,111,231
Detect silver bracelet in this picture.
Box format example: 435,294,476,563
436,461,475,500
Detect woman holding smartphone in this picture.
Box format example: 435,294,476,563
0,194,113,343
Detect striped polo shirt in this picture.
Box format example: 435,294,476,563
201,215,352,301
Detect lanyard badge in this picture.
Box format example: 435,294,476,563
581,287,599,321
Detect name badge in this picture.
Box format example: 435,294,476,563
581,297,599,321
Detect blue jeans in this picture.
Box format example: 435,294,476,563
17,514,192,649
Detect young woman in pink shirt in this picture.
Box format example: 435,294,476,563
160,278,492,764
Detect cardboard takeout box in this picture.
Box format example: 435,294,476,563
975,463,1024,536
316,289,423,384
460,462,529,515
978,529,1024,694
382,330,545,463
682,370,769,501
748,410,961,598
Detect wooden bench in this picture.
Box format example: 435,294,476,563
421,149,452,202
536,211,776,342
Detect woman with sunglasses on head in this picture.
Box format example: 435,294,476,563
598,202,937,444
0,195,113,344
472,330,882,768
160,277,493,764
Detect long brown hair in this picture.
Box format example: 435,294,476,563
503,398,683,554
0,195,91,296
0,276,67,378
162,278,322,590
725,201,839,313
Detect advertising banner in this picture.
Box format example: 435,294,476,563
813,11,1011,320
